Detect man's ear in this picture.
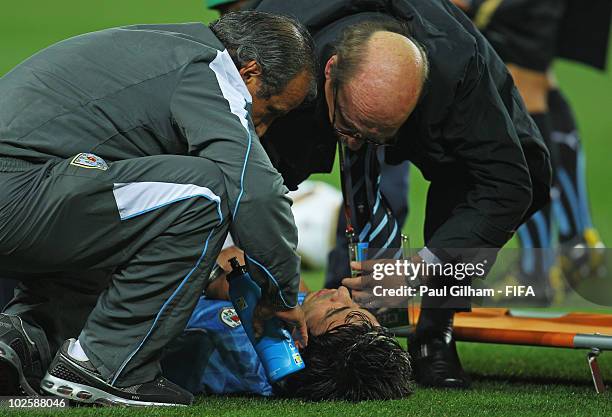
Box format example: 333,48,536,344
324,55,337,81
239,60,262,91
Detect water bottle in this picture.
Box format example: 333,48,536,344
347,231,369,277
226,257,305,382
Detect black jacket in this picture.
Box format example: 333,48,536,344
252,0,552,249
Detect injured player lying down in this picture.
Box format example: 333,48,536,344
161,248,412,401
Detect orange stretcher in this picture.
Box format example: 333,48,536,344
392,307,612,393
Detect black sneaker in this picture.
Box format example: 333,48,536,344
408,336,471,389
0,313,44,396
41,339,193,406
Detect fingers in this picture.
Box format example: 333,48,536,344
295,310,308,348
351,289,383,309
342,273,376,290
292,321,308,350
350,258,396,273
294,308,308,348
274,307,308,348
350,289,369,303
341,275,363,290
253,300,309,348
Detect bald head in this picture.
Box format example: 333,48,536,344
326,20,429,149
344,31,426,133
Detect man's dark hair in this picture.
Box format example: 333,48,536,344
332,17,429,90
210,11,318,101
280,312,413,401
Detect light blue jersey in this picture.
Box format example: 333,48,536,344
162,293,307,396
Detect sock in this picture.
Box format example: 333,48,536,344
548,89,594,243
515,113,555,281
67,339,89,362
516,205,555,276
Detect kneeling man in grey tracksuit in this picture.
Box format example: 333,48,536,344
0,11,316,406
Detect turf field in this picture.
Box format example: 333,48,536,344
2,1,612,416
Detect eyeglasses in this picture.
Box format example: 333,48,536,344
331,87,394,147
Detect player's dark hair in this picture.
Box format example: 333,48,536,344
279,312,413,401
210,10,318,101
332,17,429,89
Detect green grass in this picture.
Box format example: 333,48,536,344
4,344,612,416
2,1,612,416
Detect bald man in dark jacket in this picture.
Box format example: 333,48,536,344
247,0,551,388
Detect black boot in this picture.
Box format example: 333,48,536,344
409,309,470,389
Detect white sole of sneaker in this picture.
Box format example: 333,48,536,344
40,374,187,407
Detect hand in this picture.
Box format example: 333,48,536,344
205,270,230,300
253,302,308,349
341,261,377,305
217,246,245,272
342,258,416,308
275,306,308,349
205,245,246,300
341,259,395,308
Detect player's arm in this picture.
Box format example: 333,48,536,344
208,245,309,299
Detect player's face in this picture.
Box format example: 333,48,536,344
301,286,379,335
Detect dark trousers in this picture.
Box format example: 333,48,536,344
421,178,483,312
0,155,230,387
0,278,16,311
